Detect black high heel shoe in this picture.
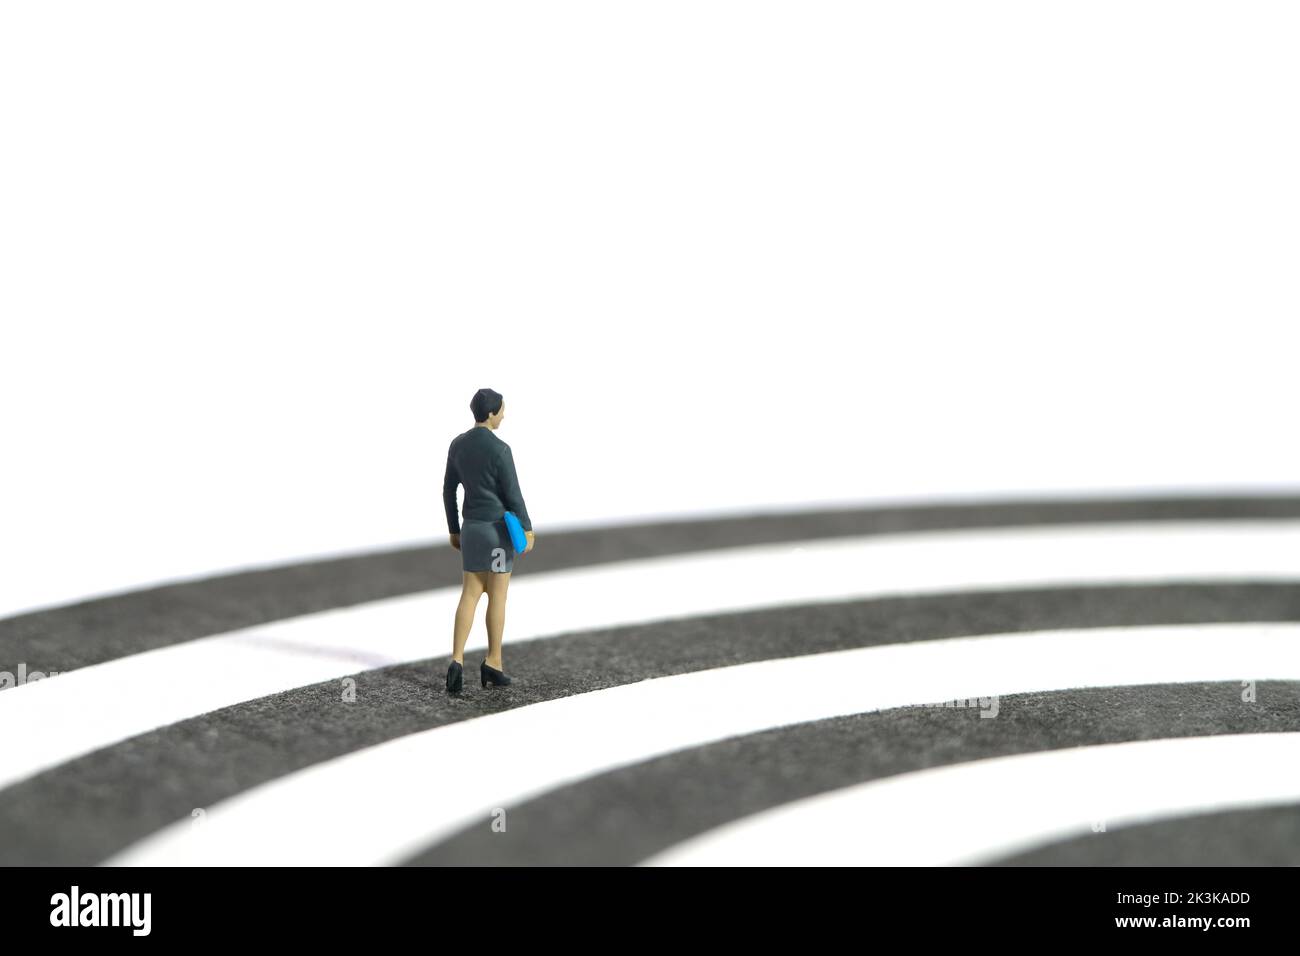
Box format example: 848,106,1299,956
446,660,463,694
480,659,512,688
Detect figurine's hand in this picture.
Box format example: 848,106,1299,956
523,531,535,554
449,533,460,551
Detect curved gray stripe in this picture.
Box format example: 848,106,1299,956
5,494,1300,672
986,803,1300,866
1,582,1297,865
401,681,1300,867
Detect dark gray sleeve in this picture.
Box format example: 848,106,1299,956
496,444,532,532
442,446,460,534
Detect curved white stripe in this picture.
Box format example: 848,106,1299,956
5,520,1299,795
105,621,1300,866
643,733,1300,866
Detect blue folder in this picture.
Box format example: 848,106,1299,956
503,511,528,552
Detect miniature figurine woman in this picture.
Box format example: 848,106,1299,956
442,388,535,694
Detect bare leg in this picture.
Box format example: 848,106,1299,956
452,571,487,663
484,570,511,669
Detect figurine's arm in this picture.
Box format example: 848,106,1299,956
497,444,532,532
442,449,461,535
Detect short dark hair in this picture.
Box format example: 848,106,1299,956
470,388,504,423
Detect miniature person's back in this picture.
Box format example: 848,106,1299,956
444,426,533,532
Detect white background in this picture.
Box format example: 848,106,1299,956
2,1,1297,618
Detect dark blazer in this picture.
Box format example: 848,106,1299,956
443,425,532,535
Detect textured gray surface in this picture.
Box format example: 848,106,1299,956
7,494,1300,867
402,681,1300,866
1,583,1297,865
989,803,1300,866
6,493,1300,672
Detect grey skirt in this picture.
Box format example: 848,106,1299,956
459,517,514,573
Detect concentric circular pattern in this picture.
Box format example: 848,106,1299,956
2,495,1299,866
